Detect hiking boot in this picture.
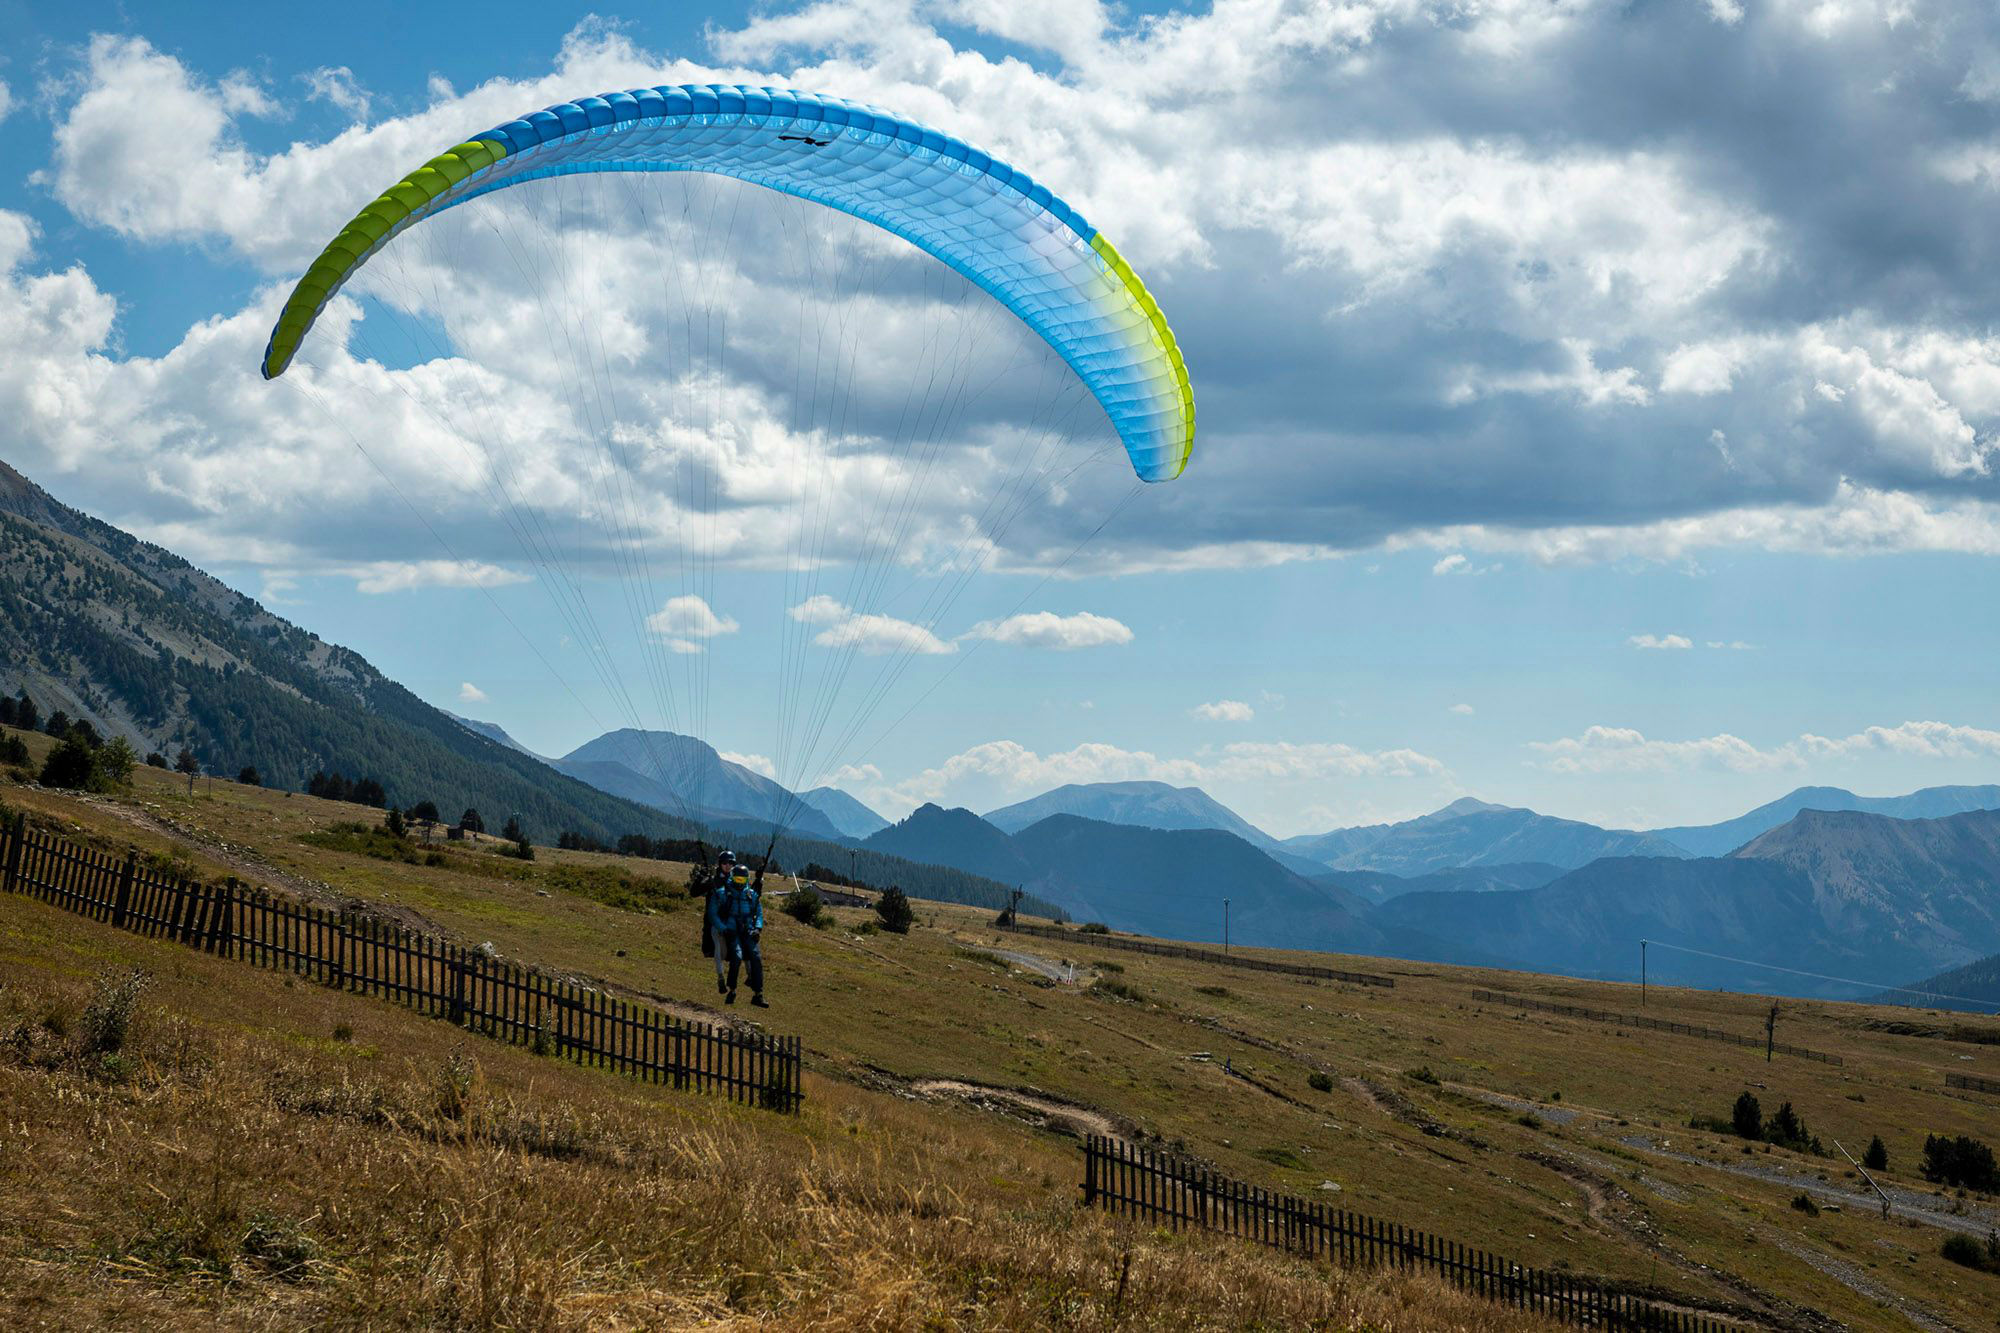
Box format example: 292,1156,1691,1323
725,989,737,1005
750,994,769,1008
716,976,727,995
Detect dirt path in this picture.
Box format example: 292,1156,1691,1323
1765,1231,1955,1333
908,1078,1123,1140
1620,1134,1999,1237
73,796,446,937
985,945,1080,984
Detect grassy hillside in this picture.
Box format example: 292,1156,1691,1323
6,741,2000,1329
2,863,1547,1328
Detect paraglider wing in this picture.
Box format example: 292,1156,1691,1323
262,84,1194,482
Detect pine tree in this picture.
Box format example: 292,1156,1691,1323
1863,1135,1888,1171
876,885,914,935
1732,1090,1763,1140
237,766,261,787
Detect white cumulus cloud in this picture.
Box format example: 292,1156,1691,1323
457,682,487,703
1191,699,1254,723
1530,720,2000,774
1449,703,1475,716
1627,633,1693,650
646,595,739,655
720,750,777,778
349,560,527,594
960,610,1133,650
788,596,952,656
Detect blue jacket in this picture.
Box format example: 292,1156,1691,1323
709,878,763,936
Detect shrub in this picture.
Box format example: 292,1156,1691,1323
38,736,98,790
236,766,261,787
783,884,828,927
1078,921,1110,934
876,886,914,935
1863,1135,1888,1171
1090,977,1146,1004
1732,1091,1763,1140
0,734,27,765
1404,1066,1440,1086
1308,1071,1335,1093
1196,985,1231,998
1790,1192,1819,1216
383,807,406,838
77,967,150,1060
1940,1233,2000,1273
1921,1134,1999,1192
145,751,168,769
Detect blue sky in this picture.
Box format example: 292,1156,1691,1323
7,0,2000,835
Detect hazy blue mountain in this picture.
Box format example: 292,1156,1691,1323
982,780,1331,875
862,804,1043,888
556,728,844,842
448,714,542,759
1283,798,1507,867
1010,814,1383,953
1371,807,2000,998
1652,784,2000,857
1292,799,1685,875
796,785,889,840
859,804,1383,953
1314,861,1565,905
987,780,1274,842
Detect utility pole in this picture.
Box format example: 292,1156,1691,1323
1224,898,1230,955
1766,1001,1779,1063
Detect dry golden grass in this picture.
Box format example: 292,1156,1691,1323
0,890,1563,1331
10,732,2000,1327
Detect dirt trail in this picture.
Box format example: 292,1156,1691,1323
1765,1231,1953,1333
73,795,445,936
908,1078,1122,1140
1620,1134,1999,1237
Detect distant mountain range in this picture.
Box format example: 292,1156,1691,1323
14,451,2000,1005
1376,808,2000,996
1295,800,1688,875
549,729,845,843
1649,784,2000,856
797,785,890,839
862,803,1385,952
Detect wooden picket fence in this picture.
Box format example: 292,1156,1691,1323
1082,1137,1736,1331
1471,988,1841,1066
1000,920,1395,988
0,814,802,1112
1947,1072,2000,1097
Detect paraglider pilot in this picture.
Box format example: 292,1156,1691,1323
708,858,767,1007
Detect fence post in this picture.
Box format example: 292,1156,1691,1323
1083,1136,1099,1206
2,813,24,895
205,880,232,955
112,852,136,929
450,948,467,1028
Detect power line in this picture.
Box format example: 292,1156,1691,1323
1640,938,2000,1014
